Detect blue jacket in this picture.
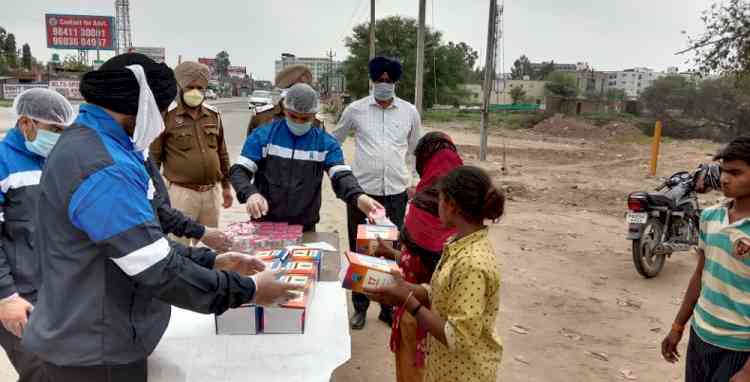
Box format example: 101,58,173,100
229,119,363,228
0,128,45,302
23,104,256,366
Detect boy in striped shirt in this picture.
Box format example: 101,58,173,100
662,136,750,382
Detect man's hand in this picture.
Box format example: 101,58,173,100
0,295,32,338
214,252,266,276
222,187,234,209
246,193,269,219
201,228,231,253
731,368,750,382
661,329,683,363
357,195,384,217
407,186,417,199
252,270,305,306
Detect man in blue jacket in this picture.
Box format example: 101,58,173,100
22,53,300,382
0,88,74,382
230,83,381,231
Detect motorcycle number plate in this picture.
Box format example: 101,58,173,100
626,213,648,224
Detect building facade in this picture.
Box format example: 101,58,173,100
274,54,344,91
604,67,664,99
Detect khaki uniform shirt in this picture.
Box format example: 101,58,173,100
151,101,230,187
246,100,324,137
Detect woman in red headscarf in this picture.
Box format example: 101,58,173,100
375,131,463,382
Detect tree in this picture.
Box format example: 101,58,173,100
683,0,750,77
4,33,17,68
536,61,556,80
510,55,532,80
62,54,88,72
640,76,697,116
343,16,477,108
605,88,627,102
509,86,526,104
21,43,31,70
545,71,578,98
215,51,230,80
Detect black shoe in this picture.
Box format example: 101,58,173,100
378,309,393,327
350,310,367,330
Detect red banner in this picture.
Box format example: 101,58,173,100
46,14,116,50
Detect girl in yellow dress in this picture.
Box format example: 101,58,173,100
366,165,504,381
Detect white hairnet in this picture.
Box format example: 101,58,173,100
13,88,75,126
283,83,320,114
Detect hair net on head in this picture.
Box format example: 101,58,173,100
13,88,76,126
283,83,320,114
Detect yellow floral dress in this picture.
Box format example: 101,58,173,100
424,228,503,382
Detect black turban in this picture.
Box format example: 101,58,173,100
369,56,402,82
80,53,177,115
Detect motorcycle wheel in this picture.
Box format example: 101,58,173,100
632,219,666,278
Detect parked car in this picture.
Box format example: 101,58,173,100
205,89,218,100
249,90,273,110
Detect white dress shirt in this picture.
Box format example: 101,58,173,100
333,95,422,196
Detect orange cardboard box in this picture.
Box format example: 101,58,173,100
356,224,398,256
341,251,399,293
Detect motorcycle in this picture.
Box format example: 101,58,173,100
625,164,720,278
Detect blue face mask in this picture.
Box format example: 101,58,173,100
25,129,61,158
286,117,313,136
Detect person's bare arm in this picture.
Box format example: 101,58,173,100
662,248,705,363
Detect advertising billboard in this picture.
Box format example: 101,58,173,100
2,84,49,100
128,47,166,63
49,80,83,100
45,14,116,50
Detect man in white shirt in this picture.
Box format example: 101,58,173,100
333,56,422,330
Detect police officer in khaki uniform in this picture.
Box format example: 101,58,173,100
150,61,232,241
246,64,324,137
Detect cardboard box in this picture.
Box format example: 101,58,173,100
267,260,318,278
253,249,290,263
356,224,399,256
215,304,260,335
341,251,399,293
261,275,315,334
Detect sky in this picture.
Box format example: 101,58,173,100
1,0,715,81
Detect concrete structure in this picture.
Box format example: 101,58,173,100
575,70,609,97
274,54,344,90
462,80,547,105
529,61,578,73
604,67,663,99
492,79,547,105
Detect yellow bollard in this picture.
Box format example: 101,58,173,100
649,120,662,176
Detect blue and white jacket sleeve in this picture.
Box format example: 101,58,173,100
0,176,14,300
229,129,265,204
68,166,255,314
324,135,364,205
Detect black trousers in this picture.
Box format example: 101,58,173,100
686,328,750,382
0,326,47,382
44,358,147,382
348,191,408,313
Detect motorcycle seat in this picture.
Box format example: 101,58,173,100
647,192,676,209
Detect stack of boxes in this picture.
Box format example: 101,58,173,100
224,221,305,253
215,247,323,335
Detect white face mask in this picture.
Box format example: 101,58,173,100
125,65,166,152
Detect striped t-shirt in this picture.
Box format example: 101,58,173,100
692,202,750,351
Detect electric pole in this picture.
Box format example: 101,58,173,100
326,49,336,95
415,0,426,116
369,0,376,60
479,0,498,161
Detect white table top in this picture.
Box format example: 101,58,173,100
148,282,351,382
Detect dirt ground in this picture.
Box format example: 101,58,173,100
0,111,725,381
333,115,724,382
